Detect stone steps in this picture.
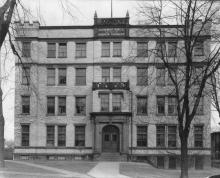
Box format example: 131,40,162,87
97,153,127,162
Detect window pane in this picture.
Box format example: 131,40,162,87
156,42,166,57
156,125,165,147
168,42,177,57
22,42,31,57
22,67,30,85
113,42,122,57
112,94,121,112
47,43,56,58
75,97,86,115
102,68,110,82
137,97,147,114
21,125,29,146
58,97,66,114
137,67,148,86
47,68,55,85
58,126,66,146
76,68,86,85
47,97,55,114
113,68,121,82
137,126,147,147
76,43,86,58
22,96,30,114
194,125,203,147
137,42,148,57
102,42,110,57
100,94,109,112
168,96,177,115
168,126,177,147
157,96,165,114
156,68,165,86
58,43,67,58
194,41,204,56
47,125,55,146
58,68,66,85
75,126,85,146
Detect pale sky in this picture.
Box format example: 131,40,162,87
2,0,220,141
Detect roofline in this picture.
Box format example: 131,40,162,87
39,24,184,30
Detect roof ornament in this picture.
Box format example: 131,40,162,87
94,11,97,18
126,10,129,18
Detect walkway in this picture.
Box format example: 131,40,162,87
88,162,131,178
5,160,92,178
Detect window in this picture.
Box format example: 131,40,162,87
22,96,30,114
58,43,67,58
157,96,165,115
137,126,148,147
102,42,110,57
76,43,86,58
75,125,85,146
100,94,109,112
22,42,31,57
137,42,148,57
193,66,203,85
113,68,121,82
47,43,56,58
194,96,204,115
195,156,203,169
156,42,166,57
194,41,204,56
137,67,148,86
157,156,165,168
46,125,55,146
169,157,176,169
168,42,177,57
21,125,29,146
47,68,55,86
167,68,177,85
168,126,177,148
22,67,30,85
47,97,55,115
58,68,66,85
168,96,177,115
112,94,121,112
137,96,148,115
102,68,110,82
113,42,122,57
194,125,203,148
75,68,86,85
58,96,66,115
75,97,86,115
58,125,66,146
156,125,165,147
156,67,165,86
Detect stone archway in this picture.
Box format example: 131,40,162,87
102,125,119,152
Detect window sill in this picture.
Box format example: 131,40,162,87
101,56,110,57
47,56,56,58
57,84,67,86
46,114,55,116
58,56,67,58
75,84,86,86
136,114,148,116
75,56,86,58
112,56,122,57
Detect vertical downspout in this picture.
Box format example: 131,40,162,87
130,88,133,161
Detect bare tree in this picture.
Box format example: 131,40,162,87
137,0,220,178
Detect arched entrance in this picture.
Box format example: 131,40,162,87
102,125,119,152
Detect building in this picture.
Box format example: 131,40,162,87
14,12,211,169
211,131,220,167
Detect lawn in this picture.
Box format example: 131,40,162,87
120,162,220,178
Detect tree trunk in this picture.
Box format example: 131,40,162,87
180,134,188,178
0,87,4,167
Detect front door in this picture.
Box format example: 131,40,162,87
102,125,119,152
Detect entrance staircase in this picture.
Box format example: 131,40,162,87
96,153,127,162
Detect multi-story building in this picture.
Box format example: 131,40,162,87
14,12,211,169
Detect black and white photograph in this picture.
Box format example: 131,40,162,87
0,0,220,178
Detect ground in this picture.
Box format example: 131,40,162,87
0,160,219,178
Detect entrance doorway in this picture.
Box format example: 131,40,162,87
102,125,119,152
